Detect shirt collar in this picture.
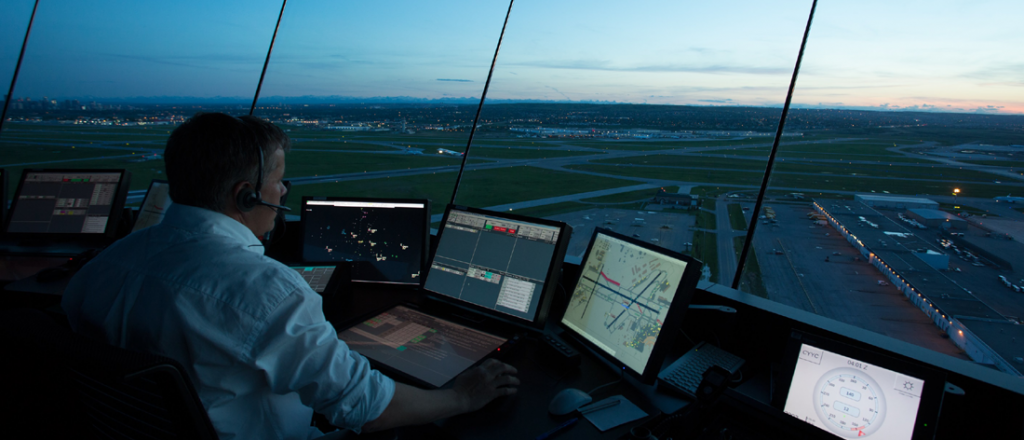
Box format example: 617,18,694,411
161,203,264,255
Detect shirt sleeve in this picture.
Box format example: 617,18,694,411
248,287,395,433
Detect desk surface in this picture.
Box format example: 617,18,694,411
331,286,690,439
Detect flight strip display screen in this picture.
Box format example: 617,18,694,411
337,305,507,387
783,343,925,439
289,266,336,294
561,231,689,375
302,198,427,285
6,171,123,234
424,209,562,323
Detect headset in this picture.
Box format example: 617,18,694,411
235,118,291,213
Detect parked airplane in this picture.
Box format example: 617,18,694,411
994,194,1024,203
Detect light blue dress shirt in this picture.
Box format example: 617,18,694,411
63,203,395,440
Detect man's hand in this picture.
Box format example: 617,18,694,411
362,359,520,432
451,358,520,412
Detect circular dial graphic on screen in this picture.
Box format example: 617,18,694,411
813,367,887,437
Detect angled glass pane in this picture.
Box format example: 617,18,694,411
0,0,36,109
741,0,1024,378
253,0,510,219
0,0,281,203
475,0,810,283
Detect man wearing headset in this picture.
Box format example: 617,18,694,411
63,112,518,439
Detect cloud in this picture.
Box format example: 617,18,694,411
437,78,473,82
507,59,790,75
698,99,734,103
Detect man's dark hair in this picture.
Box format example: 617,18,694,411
164,113,291,212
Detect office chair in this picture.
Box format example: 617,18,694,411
0,308,218,440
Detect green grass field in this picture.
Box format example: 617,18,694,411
692,230,719,283
469,148,603,160
568,164,1021,199
579,186,675,204
720,148,940,164
820,126,1024,146
701,197,717,210
728,204,748,230
957,159,1024,169
282,166,638,214
291,140,398,151
506,201,592,219
696,210,717,229
283,151,480,178
733,236,768,298
589,154,1000,181
3,123,176,135
590,155,766,170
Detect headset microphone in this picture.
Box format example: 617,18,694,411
236,118,291,212
258,200,291,211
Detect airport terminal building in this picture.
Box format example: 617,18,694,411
814,197,1024,376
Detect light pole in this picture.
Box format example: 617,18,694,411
954,188,960,206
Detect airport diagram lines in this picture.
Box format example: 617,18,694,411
565,235,687,369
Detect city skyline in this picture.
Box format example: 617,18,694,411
2,0,1022,114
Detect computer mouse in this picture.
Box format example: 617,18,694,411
548,388,592,416
35,266,72,283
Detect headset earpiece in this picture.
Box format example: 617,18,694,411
236,182,259,212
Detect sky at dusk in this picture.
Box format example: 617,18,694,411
1,0,1021,114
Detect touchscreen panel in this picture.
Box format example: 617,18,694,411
783,343,925,439
561,230,690,376
338,305,507,387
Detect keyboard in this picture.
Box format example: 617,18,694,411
658,341,744,398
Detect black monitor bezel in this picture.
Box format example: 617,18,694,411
131,179,169,233
772,329,946,440
558,227,704,384
3,168,131,238
299,195,431,287
423,204,572,331
0,168,7,232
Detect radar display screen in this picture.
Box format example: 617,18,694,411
5,170,128,235
424,206,570,327
301,197,428,286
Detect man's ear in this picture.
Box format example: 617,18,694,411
229,180,253,214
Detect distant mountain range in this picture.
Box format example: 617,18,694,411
59,95,625,106
5,95,1022,117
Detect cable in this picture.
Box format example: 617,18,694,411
677,329,697,347
586,367,624,397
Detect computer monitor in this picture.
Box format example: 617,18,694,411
132,180,171,233
3,169,131,238
301,196,429,286
423,205,572,330
774,330,946,440
559,228,703,384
